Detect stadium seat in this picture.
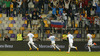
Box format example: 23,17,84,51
10,4,13,8
75,24,78,28
22,17,27,20
9,24,13,27
9,30,13,34
11,8,13,12
11,20,16,24
6,27,11,30
17,24,22,28
92,34,96,38
4,31,8,34
0,20,2,24
34,34,38,38
2,20,6,24
20,27,25,30
22,24,27,27
25,20,27,24
0,17,3,21
4,24,8,28
76,34,81,38
13,30,17,34
5,17,9,20
10,34,16,38
3,14,6,17
6,21,11,24
14,17,18,20
45,30,50,34
0,14,2,18
74,30,79,34
9,17,13,20
11,27,16,30
13,24,17,28
0,33,1,37
16,21,20,24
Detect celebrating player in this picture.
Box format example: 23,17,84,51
47,33,61,51
63,32,77,53
87,31,97,52
24,31,39,51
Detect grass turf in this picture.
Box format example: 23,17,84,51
0,51,100,56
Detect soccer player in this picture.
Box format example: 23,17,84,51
63,32,77,53
47,33,61,51
87,31,97,52
24,31,39,51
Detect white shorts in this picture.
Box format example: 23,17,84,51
28,41,34,45
51,41,55,45
69,42,73,47
88,41,92,45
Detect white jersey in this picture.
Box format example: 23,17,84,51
67,34,74,43
49,36,55,42
27,33,34,42
49,36,56,44
87,34,92,42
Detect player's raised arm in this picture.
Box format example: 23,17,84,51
62,37,68,39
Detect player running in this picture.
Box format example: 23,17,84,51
24,31,39,51
87,31,97,52
63,32,77,53
47,33,61,51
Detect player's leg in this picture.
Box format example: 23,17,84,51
67,43,71,53
54,44,61,51
27,41,32,50
71,43,77,50
88,41,92,52
52,44,56,50
30,41,39,51
88,45,91,52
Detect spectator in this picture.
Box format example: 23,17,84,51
71,1,77,14
64,0,70,16
28,0,34,13
38,0,44,15
12,0,19,16
79,0,84,13
95,3,100,17
49,5,57,20
69,13,75,27
84,0,89,7
87,5,91,17
0,0,3,13
21,0,30,16
56,14,62,20
44,0,49,14
4,35,10,41
58,5,64,15
93,0,98,10
52,0,58,7
17,0,22,14
63,10,67,28
32,8,39,16
17,32,23,41
25,12,32,28
4,0,11,17
34,0,39,8
32,12,39,20
58,0,65,7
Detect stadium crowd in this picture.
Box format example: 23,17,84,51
0,0,100,28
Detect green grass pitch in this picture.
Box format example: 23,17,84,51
0,51,100,56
